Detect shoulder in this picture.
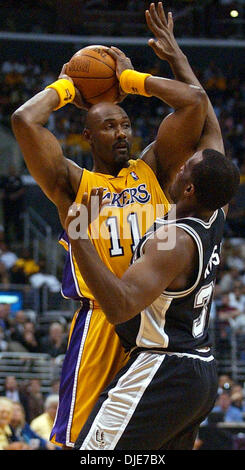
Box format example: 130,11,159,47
155,224,196,253
145,224,196,272
138,141,157,174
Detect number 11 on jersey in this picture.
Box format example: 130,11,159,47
106,213,141,257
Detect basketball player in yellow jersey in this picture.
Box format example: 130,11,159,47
11,10,208,447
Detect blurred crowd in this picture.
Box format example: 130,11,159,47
195,374,245,450
0,377,60,450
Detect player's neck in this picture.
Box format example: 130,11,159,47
92,160,129,176
176,202,215,222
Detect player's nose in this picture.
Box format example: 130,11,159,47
115,125,127,139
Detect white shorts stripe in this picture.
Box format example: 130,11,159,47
164,351,214,361
79,352,165,450
66,303,93,447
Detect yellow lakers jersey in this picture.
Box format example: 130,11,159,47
59,158,169,306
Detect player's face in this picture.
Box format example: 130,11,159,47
169,151,203,203
87,105,132,168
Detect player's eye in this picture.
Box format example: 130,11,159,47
122,123,130,128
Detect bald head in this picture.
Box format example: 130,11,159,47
82,101,132,174
85,102,129,130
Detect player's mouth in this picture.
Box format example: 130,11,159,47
113,140,130,153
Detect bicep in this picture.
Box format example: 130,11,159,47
121,256,169,312
153,104,206,184
12,113,68,204
196,101,225,154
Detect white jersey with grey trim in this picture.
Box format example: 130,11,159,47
115,208,225,357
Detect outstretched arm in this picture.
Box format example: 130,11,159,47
146,2,224,154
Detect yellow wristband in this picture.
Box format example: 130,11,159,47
46,79,75,110
119,69,152,97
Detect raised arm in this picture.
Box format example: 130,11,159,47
146,2,224,154
136,2,225,192
11,70,85,212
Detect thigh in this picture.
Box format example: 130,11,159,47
50,303,128,447
75,352,218,450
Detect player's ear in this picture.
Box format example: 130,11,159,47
184,183,195,197
83,128,91,143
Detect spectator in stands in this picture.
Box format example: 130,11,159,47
20,321,41,352
9,309,27,336
40,322,67,358
19,379,44,424
212,391,244,423
218,374,234,394
216,293,241,325
0,397,14,450
30,394,59,441
228,281,245,312
10,402,56,450
0,376,30,418
2,376,20,402
9,320,41,353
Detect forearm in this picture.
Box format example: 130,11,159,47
12,89,59,126
168,53,224,152
145,74,205,110
69,237,130,324
169,53,217,113
168,51,201,88
119,68,206,111
11,88,69,204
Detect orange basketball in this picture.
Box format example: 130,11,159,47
65,45,119,105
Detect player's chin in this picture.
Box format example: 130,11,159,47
114,148,130,163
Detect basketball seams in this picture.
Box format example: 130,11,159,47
73,76,115,80
69,53,115,73
67,46,118,104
